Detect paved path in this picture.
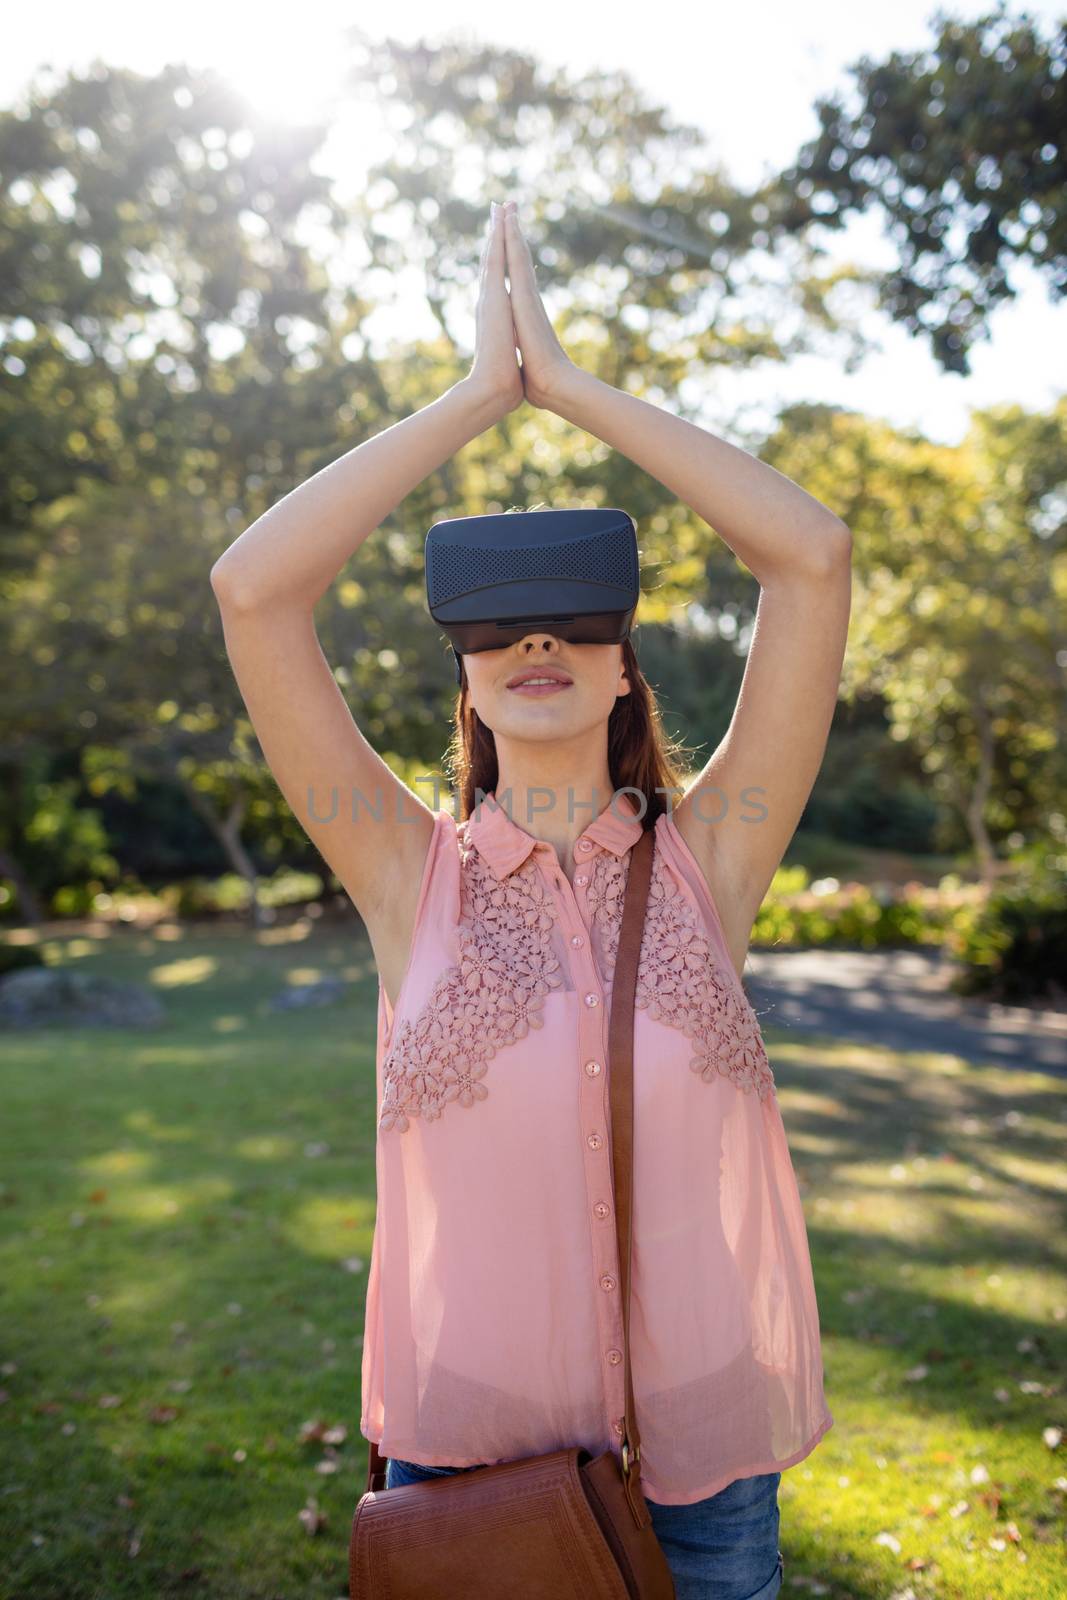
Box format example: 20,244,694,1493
743,946,1067,1077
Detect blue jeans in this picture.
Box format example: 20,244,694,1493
384,1455,784,1600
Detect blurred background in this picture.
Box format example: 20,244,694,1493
2,4,1065,1598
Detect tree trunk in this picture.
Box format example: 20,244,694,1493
963,701,998,892
176,776,271,928
0,842,46,927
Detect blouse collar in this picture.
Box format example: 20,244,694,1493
465,787,646,880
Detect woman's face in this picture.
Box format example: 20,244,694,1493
462,633,631,745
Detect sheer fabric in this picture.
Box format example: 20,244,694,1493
359,789,833,1504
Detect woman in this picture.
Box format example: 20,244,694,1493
211,199,851,1600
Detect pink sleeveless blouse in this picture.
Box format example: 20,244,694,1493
359,788,834,1504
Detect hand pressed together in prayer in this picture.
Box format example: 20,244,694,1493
467,200,579,418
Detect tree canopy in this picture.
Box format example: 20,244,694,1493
1,26,1063,918
765,7,1067,373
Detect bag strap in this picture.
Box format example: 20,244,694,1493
606,823,654,1517
365,821,656,1499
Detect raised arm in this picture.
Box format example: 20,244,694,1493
503,207,852,976
210,201,522,986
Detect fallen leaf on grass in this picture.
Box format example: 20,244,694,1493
298,1496,327,1535
299,1418,347,1445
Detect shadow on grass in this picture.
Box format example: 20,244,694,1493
1,923,1063,1597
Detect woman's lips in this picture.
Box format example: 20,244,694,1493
507,679,573,696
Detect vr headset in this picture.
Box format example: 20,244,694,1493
425,507,640,685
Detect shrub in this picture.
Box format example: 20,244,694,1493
946,844,1067,1004
0,943,46,980
174,868,326,918
753,869,983,951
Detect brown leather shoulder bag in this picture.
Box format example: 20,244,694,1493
349,825,676,1598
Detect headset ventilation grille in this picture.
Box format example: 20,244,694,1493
430,530,635,605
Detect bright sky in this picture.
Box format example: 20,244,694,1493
7,0,1066,444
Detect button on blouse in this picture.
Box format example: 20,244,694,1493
360,788,834,1505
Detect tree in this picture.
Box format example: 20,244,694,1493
0,44,947,915
0,49,868,881
759,397,1067,883
0,60,397,915
766,6,1067,373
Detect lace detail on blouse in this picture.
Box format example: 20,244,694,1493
588,840,777,1103
378,829,564,1134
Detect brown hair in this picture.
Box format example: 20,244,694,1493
442,509,694,825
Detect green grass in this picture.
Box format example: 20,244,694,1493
1,918,1064,1599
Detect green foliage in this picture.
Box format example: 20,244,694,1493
345,29,858,377
632,621,745,764
172,868,327,919
0,942,44,979
806,766,942,853
768,7,1067,373
47,878,124,918
760,398,1067,874
754,834,1067,1003
0,751,120,915
754,871,985,952
947,838,1067,1001
1,43,1062,929
801,700,945,853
